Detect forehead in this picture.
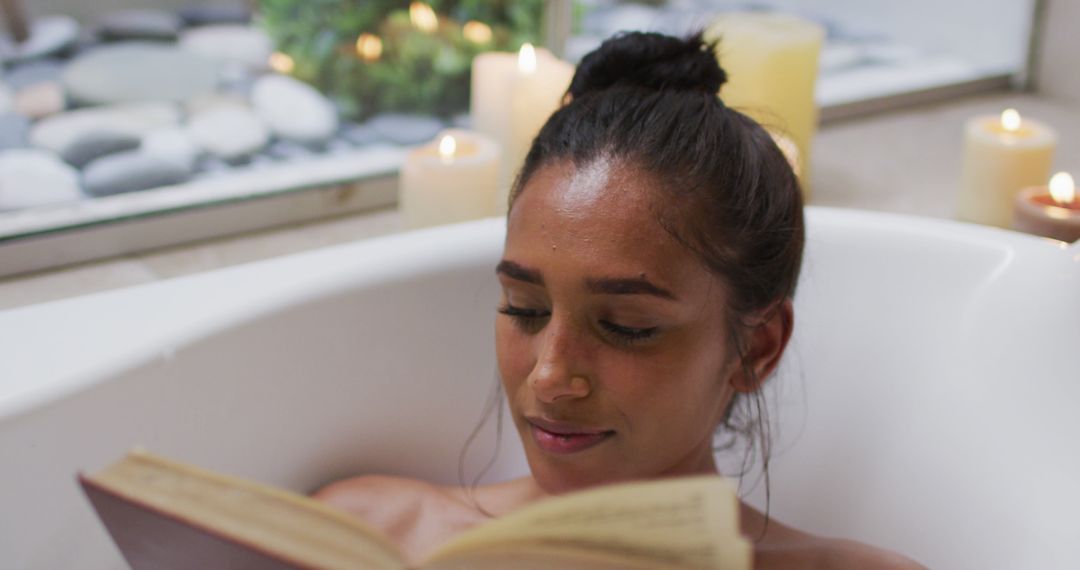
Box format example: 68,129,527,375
505,158,708,287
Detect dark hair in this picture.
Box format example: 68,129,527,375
461,30,803,528
508,31,805,486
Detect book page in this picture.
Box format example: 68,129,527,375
425,476,749,570
92,451,406,570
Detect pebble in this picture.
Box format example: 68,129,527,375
0,114,30,149
178,3,252,26
97,10,183,42
62,43,219,106
185,92,249,116
251,74,338,145
29,102,182,154
187,106,269,162
13,82,66,119
4,59,64,90
179,25,272,70
140,128,202,171
265,140,313,160
340,124,382,146
194,155,232,175
59,130,141,168
367,113,445,146
0,149,82,210
0,16,79,65
0,82,10,114
82,150,192,197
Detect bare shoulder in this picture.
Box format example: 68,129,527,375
742,504,925,570
820,538,927,570
312,474,438,511
754,537,925,570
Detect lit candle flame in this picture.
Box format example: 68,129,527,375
518,42,537,75
356,33,383,62
438,134,457,161
463,20,493,44
268,52,294,74
409,2,438,33
1000,108,1021,132
1049,172,1075,205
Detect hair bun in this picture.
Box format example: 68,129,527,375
568,31,726,99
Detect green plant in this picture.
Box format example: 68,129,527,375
258,0,544,120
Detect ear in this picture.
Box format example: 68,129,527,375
730,299,794,393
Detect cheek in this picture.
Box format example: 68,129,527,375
495,319,533,389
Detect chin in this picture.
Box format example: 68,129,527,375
524,447,635,495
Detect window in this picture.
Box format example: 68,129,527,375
0,0,1039,276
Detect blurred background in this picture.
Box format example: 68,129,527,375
0,0,1076,307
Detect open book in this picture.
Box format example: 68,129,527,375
79,450,750,570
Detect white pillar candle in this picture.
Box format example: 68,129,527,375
959,109,1056,228
399,129,501,229
470,44,574,212
706,12,824,196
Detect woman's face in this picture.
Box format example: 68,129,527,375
496,158,742,495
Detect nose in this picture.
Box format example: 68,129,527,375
528,317,591,403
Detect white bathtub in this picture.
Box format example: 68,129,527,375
1,207,1077,569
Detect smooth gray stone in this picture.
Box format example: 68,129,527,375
265,140,313,160
4,59,65,90
195,155,232,174
178,3,252,26
59,130,140,168
325,138,353,154
141,128,202,171
97,10,183,42
82,151,192,196
188,106,269,162
367,113,445,146
63,44,219,106
0,114,30,149
251,75,338,145
340,124,382,146
179,25,272,70
29,102,181,154
0,149,82,210
0,16,79,65
13,81,66,119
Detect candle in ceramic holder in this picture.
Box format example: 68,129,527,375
399,129,501,229
959,109,1056,228
1013,172,1080,243
706,12,824,193
471,43,574,211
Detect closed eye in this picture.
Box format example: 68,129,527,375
599,320,658,344
497,304,550,332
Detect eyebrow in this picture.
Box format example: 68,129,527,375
496,260,544,285
586,277,676,300
497,260,676,300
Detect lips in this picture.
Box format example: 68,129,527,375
526,416,614,454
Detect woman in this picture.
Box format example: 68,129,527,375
317,31,923,569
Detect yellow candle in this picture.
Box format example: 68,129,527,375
768,129,801,178
470,44,574,211
706,12,824,195
399,129,501,229
959,109,1056,228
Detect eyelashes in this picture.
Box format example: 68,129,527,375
497,303,659,345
